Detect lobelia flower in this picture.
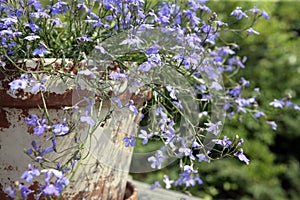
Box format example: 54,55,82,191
50,1,68,16
196,152,210,163
172,100,183,109
127,100,139,115
80,115,95,126
123,135,136,147
230,7,248,20
25,114,39,126
294,104,300,111
138,130,151,145
37,169,69,198
24,34,40,41
8,74,32,94
76,35,92,43
27,140,54,162
248,6,260,14
163,175,174,189
261,10,269,20
32,44,50,57
254,111,265,118
176,164,202,187
4,186,16,199
212,136,233,148
247,27,260,35
53,119,70,136
148,150,166,169
205,121,222,135
34,119,50,136
270,99,285,108
267,121,277,130
109,68,127,80
178,146,196,160
111,97,123,108
19,184,34,199
166,85,178,100
30,79,47,93
20,164,40,183
150,181,162,190
234,149,250,165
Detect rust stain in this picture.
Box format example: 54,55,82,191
0,108,10,129
3,165,14,171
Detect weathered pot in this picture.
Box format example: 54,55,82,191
0,59,141,199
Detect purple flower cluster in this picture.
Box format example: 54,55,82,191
6,165,69,199
8,74,47,94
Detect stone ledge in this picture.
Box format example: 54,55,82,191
130,180,203,200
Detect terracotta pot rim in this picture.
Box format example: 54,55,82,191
124,181,138,200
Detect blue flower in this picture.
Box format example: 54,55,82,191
185,10,200,25
80,115,95,126
148,150,166,169
229,86,242,97
196,153,210,163
205,121,222,135
30,11,50,19
19,184,34,199
212,136,233,148
294,104,300,111
150,181,162,190
76,35,92,43
248,6,260,14
247,27,260,35
234,149,250,165
32,45,50,57
166,85,178,100
30,79,47,93
111,97,123,108
240,77,250,87
27,140,54,162
179,147,196,160
173,101,183,109
24,34,40,41
39,169,69,197
230,7,248,20
261,10,269,20
138,60,156,72
34,119,50,136
5,186,16,198
146,45,161,55
109,68,127,80
127,100,139,115
270,99,285,108
53,120,70,136
20,164,40,183
254,111,265,118
267,121,277,130
123,135,136,147
163,175,174,189
25,23,40,32
138,130,151,145
9,78,28,94
42,184,60,196
50,1,68,16
25,114,39,126
28,0,43,11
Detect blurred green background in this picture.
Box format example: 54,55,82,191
132,1,300,200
